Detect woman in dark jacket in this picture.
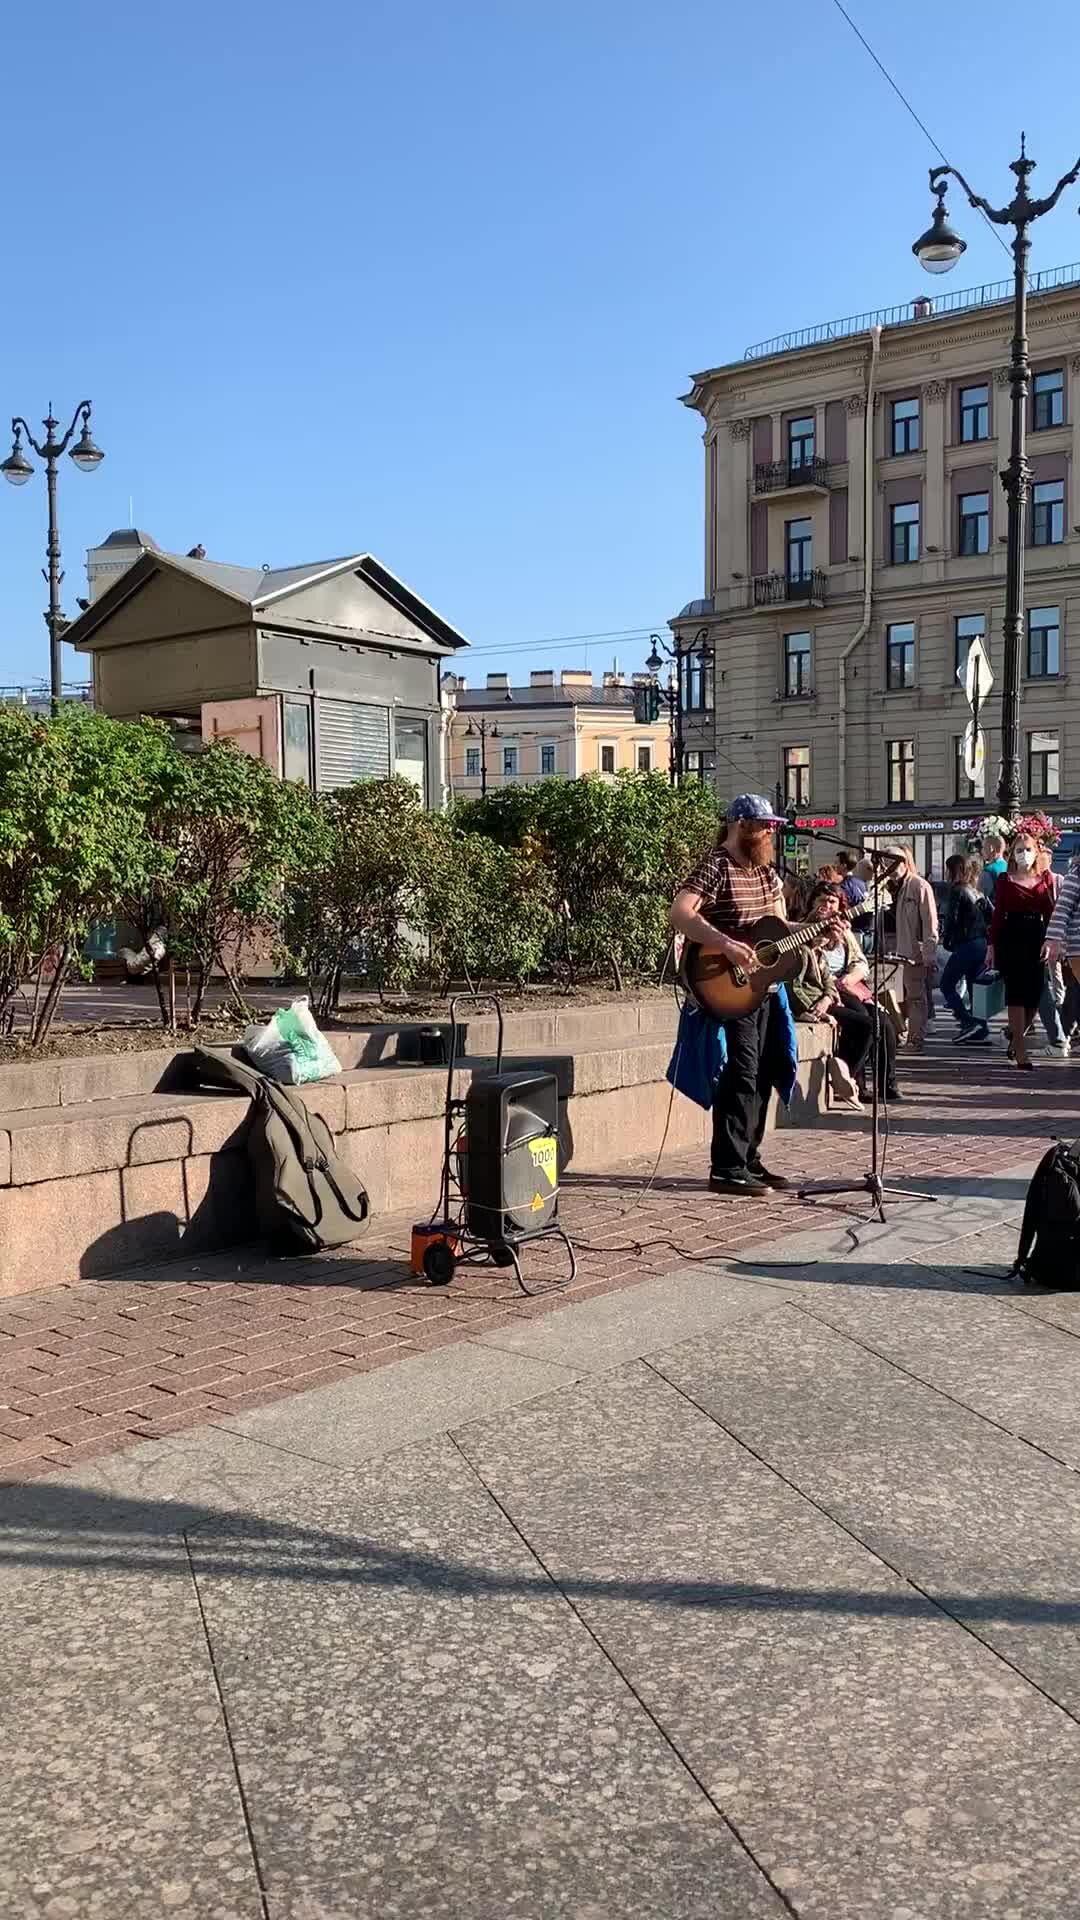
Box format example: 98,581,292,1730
940,853,990,1044
789,883,900,1102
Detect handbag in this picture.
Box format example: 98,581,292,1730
972,971,1006,1022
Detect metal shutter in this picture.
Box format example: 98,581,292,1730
316,700,391,790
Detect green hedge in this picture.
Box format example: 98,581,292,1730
0,707,720,1044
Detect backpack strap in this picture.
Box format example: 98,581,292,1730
258,1080,370,1231
1015,1145,1055,1270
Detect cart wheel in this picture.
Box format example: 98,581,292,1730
423,1241,456,1286
490,1246,516,1269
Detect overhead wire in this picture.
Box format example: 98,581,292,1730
828,0,1012,260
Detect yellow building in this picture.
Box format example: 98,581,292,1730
444,669,673,793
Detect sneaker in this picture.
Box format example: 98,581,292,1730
1039,1042,1071,1058
884,1084,903,1102
709,1169,769,1198
747,1161,791,1191
955,1022,991,1046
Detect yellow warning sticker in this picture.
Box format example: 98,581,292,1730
528,1135,558,1189
530,1192,545,1212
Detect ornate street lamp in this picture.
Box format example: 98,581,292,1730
646,626,710,783
913,138,1080,818
2,402,105,711
464,715,500,795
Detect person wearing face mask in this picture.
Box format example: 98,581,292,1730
986,831,1057,1070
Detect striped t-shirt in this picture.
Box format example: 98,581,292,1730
680,847,784,936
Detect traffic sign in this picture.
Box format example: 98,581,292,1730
959,635,994,709
962,719,985,785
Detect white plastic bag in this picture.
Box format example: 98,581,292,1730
242,998,342,1085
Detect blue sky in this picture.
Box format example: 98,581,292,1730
4,0,1080,689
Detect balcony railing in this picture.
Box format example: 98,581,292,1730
753,457,831,494
753,569,826,607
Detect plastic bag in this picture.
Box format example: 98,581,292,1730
242,998,342,1085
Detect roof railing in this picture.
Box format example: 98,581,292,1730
742,260,1080,362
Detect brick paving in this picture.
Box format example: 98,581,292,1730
0,1038,1071,1481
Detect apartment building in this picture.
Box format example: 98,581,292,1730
444,668,671,792
671,265,1080,875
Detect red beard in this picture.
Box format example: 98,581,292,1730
739,830,774,868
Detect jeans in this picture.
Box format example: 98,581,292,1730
1039,963,1067,1046
837,993,899,1092
712,995,787,1175
940,940,988,1026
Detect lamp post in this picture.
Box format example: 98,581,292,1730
1,402,105,712
913,139,1080,820
645,626,710,784
465,715,500,795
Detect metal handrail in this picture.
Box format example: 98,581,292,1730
754,457,831,493
743,260,1080,362
752,569,827,606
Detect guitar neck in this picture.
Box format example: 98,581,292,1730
771,919,832,959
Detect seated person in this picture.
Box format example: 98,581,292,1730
788,883,901,1105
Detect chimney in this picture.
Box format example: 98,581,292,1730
529,670,556,689
441,671,466,694
912,294,934,319
603,671,625,689
486,672,510,691
560,669,593,688
631,672,652,686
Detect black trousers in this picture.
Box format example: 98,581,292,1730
712,995,786,1175
836,994,897,1091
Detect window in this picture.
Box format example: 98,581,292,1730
1033,368,1064,431
502,745,518,779
783,629,812,697
1029,730,1060,799
891,396,920,455
683,751,710,783
958,490,990,556
954,613,986,679
959,383,990,442
783,745,810,808
540,741,556,775
283,699,313,786
465,746,481,780
887,738,915,803
788,415,815,470
954,734,986,802
679,648,714,711
890,500,920,564
1032,479,1064,546
786,517,812,581
1027,606,1061,678
394,716,428,800
886,621,915,689
599,743,617,775
636,743,652,773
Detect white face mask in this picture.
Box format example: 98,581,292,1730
1014,848,1036,872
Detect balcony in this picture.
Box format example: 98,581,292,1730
752,569,827,609
753,457,831,497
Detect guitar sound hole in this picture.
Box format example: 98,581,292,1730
757,943,778,966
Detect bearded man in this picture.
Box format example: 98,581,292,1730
670,793,821,1197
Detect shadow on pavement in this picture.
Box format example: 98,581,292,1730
1,1477,1077,1624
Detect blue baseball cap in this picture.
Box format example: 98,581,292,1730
726,793,785,824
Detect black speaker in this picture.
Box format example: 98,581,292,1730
461,1071,560,1244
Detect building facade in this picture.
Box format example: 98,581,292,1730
445,669,672,793
672,267,1080,875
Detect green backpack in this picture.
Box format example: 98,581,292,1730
194,1047,370,1254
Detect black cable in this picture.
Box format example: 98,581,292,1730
828,0,1012,260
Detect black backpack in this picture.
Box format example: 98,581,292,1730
1014,1140,1080,1289
194,1046,370,1254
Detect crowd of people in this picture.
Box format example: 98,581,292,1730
783,818,1080,1090
669,795,1080,1199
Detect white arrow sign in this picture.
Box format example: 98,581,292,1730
959,635,994,709
962,719,985,785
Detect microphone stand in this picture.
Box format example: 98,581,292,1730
785,830,937,1224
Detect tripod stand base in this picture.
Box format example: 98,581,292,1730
796,1173,938,1224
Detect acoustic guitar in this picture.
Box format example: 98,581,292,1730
682,912,837,1021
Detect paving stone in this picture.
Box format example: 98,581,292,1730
457,1361,1080,1920
186,1436,786,1919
